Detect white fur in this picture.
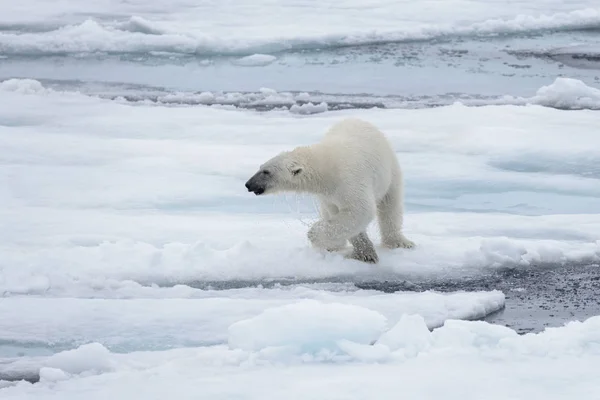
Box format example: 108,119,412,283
248,118,414,263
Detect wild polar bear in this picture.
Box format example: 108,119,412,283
245,118,414,263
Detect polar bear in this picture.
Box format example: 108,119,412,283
244,118,414,263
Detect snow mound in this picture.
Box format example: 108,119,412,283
377,314,433,355
502,317,600,357
233,54,277,67
431,319,519,349
116,16,167,35
290,102,329,115
0,78,47,94
532,77,600,109
46,343,115,375
342,315,600,363
39,367,70,383
228,300,387,352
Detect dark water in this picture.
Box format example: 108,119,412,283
358,263,600,334
183,263,600,335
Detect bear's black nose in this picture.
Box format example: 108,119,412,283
245,181,252,191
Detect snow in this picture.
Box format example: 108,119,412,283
1,2,599,56
532,77,600,109
376,314,433,355
1,79,599,296
38,368,70,383
2,315,600,399
290,102,329,115
1,74,600,397
45,344,115,376
228,300,388,352
0,289,505,353
0,78,46,94
0,79,599,300
233,54,277,67
54,77,600,113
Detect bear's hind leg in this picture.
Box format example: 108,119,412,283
377,181,415,249
347,232,379,263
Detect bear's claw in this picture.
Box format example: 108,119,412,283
347,250,379,264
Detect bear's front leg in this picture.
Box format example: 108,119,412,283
308,202,375,254
348,232,379,263
307,220,347,251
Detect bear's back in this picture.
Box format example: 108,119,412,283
320,118,398,198
322,118,395,162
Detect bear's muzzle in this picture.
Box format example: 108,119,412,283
245,173,266,195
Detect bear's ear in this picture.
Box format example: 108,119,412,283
288,160,303,176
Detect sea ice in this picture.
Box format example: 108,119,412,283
0,289,506,354
233,54,277,67
1,1,599,397
1,312,599,400
0,79,599,295
1,2,599,56
532,77,600,109
228,300,388,352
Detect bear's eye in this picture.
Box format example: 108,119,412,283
262,170,270,175
292,168,302,176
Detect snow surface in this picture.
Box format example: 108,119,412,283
1,76,600,397
1,78,599,296
0,289,505,353
1,2,599,56
233,54,277,67
2,311,600,399
228,301,389,352
64,77,600,111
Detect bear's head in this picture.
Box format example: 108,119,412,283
245,148,312,196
